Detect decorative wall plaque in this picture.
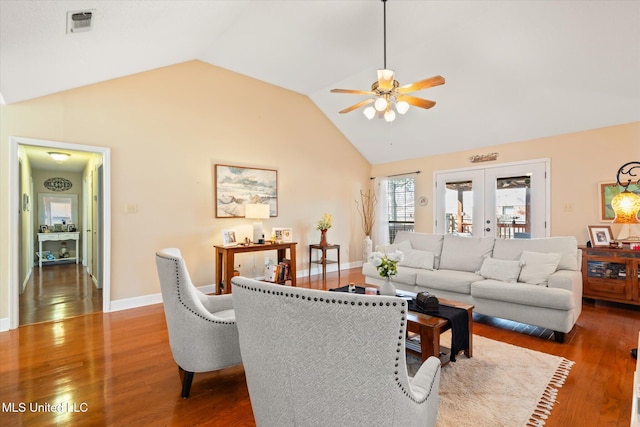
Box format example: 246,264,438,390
44,177,73,192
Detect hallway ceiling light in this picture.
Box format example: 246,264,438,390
48,152,70,162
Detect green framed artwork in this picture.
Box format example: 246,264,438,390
600,182,640,221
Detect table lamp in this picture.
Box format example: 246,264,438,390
245,204,270,243
611,161,640,243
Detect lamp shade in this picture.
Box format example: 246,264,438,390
611,190,640,224
245,204,270,219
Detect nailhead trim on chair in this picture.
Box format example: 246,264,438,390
234,280,440,404
164,255,237,325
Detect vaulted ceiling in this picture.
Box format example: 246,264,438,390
1,1,639,164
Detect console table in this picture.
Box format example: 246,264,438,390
214,242,297,294
37,232,80,268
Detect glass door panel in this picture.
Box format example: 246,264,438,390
444,181,474,235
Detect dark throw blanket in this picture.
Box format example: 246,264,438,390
407,300,469,362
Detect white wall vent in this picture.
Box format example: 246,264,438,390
66,10,94,34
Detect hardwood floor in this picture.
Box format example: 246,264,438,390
19,263,102,325
2,267,640,426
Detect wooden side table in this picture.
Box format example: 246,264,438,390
308,244,340,282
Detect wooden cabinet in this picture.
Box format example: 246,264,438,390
580,246,640,305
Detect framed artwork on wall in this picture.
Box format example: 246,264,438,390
600,181,640,222
214,164,278,218
588,225,613,246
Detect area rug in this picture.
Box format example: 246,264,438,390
407,332,574,427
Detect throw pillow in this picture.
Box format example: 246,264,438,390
478,257,522,283
519,251,562,286
398,249,435,270
380,239,412,254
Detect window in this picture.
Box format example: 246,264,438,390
38,193,78,227
386,177,415,242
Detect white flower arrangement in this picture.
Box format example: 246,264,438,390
368,249,404,278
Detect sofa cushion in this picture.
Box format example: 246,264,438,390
492,236,579,271
519,251,562,286
398,249,435,270
478,257,522,283
416,269,483,295
439,234,495,273
471,279,574,310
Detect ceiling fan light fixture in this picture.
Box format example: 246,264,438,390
330,0,444,121
374,97,388,112
363,106,376,120
384,109,396,122
377,69,395,91
396,100,410,114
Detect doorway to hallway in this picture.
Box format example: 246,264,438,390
9,136,112,330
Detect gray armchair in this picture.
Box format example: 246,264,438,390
231,276,441,427
155,248,242,398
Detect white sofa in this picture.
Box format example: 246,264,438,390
363,232,582,342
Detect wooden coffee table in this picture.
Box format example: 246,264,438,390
405,297,474,365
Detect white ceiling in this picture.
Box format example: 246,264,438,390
1,1,639,164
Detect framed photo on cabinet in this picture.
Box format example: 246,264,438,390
588,225,613,246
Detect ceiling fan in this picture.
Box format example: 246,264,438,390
331,0,444,122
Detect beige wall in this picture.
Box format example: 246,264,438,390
371,122,640,243
0,60,371,319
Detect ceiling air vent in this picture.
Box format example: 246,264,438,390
66,10,94,34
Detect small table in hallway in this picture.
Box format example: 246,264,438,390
308,244,340,282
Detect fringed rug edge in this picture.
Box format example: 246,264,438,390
526,358,575,427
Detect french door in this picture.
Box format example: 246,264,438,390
434,159,549,238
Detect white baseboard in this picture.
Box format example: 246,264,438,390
109,293,163,312
304,260,362,278
0,317,10,332
108,284,219,312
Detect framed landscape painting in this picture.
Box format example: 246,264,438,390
600,181,640,221
215,164,278,218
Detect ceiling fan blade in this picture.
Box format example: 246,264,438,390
338,98,374,114
396,95,436,109
331,89,375,95
397,75,445,94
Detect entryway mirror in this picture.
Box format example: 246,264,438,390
37,193,78,228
